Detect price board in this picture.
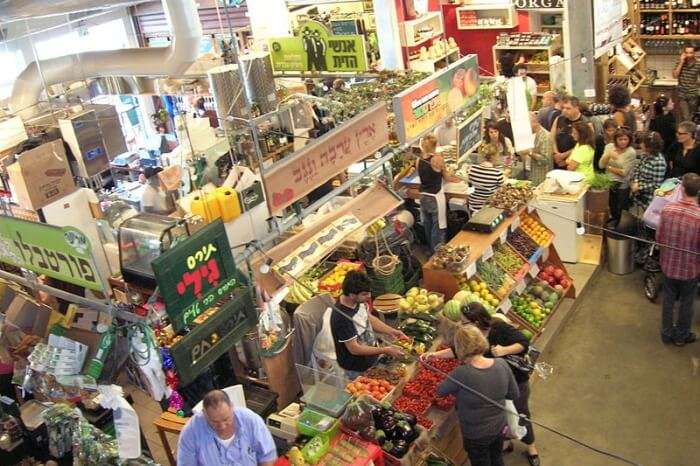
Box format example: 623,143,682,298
457,108,484,158
152,220,242,332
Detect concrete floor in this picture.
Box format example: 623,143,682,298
506,269,700,466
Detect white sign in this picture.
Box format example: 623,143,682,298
466,262,477,278
506,78,535,153
482,245,494,261
500,297,512,313
511,216,521,231
529,263,540,278
515,280,526,294
594,0,625,58
500,230,508,243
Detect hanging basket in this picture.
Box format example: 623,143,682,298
371,226,400,276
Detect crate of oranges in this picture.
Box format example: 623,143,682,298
345,376,395,402
520,214,553,247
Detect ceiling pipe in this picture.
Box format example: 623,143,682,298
9,0,203,119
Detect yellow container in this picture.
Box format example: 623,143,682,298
190,192,222,222
215,187,242,222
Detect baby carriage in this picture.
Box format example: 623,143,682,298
637,179,682,301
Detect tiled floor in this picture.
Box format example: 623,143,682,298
123,385,175,466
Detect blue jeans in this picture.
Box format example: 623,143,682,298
420,195,446,253
661,276,698,340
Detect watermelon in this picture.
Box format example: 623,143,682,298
443,300,462,321
453,290,471,305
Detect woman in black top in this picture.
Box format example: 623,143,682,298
648,95,677,153
667,121,700,177
424,303,540,465
608,85,637,131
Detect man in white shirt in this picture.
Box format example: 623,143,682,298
513,64,538,111
141,167,174,215
434,118,456,146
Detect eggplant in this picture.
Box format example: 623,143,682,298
360,425,377,442
374,429,386,445
391,439,409,458
403,413,417,427
394,420,415,441
377,414,396,433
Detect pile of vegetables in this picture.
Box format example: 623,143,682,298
395,336,426,356
398,317,437,347
493,244,525,276
451,280,498,313
486,184,533,212
431,244,470,272
477,260,514,298
346,376,394,401
511,281,563,329
345,397,421,459
507,228,540,260
363,366,402,385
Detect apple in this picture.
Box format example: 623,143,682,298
560,278,570,288
547,277,557,287
553,269,565,280
544,265,555,275
554,284,564,291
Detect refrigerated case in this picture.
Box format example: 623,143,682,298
532,188,587,263
118,214,188,286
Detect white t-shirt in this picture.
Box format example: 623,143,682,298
524,76,538,100
313,303,371,360
141,184,172,214
216,433,235,449
434,123,456,146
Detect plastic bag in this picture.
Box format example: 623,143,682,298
341,396,374,432
504,399,526,440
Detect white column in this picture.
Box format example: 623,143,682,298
246,0,292,50
373,0,404,70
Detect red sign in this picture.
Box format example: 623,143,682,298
263,103,389,213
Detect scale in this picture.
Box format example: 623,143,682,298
463,207,506,233
266,402,301,442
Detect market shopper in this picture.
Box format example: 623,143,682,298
437,325,519,466
537,91,561,131
671,43,699,123
667,121,700,177
608,84,637,130
599,127,638,227
522,112,553,186
330,271,406,379
417,134,462,252
551,96,593,168
594,119,619,174
656,173,700,346
565,122,596,181
468,143,505,215
648,95,676,152
177,389,277,466
483,121,514,167
631,132,667,213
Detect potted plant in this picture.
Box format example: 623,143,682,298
586,173,614,234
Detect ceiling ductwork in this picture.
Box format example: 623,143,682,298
9,0,203,119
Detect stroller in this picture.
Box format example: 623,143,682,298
636,179,682,301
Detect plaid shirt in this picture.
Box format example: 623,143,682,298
631,154,667,210
656,199,700,280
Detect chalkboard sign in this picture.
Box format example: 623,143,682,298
458,108,484,158
330,19,359,36
151,220,242,332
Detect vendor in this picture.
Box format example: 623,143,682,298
141,167,175,215
177,389,277,466
330,271,406,380
483,121,514,166
434,118,456,146
418,134,462,253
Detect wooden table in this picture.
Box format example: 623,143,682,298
153,411,189,466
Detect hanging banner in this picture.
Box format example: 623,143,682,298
457,108,484,158
263,103,389,214
151,220,245,332
393,54,480,145
268,20,368,72
0,216,103,291
513,0,563,8
593,0,625,58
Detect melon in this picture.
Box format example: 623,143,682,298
443,300,462,322
453,290,471,305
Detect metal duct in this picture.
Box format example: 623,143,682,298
9,0,202,119
240,53,278,115
207,64,248,132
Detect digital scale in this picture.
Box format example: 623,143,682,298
266,402,301,442
463,207,506,233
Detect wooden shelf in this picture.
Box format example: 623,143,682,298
399,12,445,48
493,44,554,50
640,34,700,39
456,4,518,30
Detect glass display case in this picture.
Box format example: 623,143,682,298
118,214,188,286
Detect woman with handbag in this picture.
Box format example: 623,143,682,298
424,303,540,465
437,324,519,466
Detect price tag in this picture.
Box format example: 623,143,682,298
500,297,512,314
528,201,535,213
466,262,477,278
510,216,521,232
515,279,526,294
499,230,508,243
542,247,550,262
482,245,494,260
529,263,540,278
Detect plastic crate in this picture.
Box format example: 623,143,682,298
297,408,340,440
301,435,329,465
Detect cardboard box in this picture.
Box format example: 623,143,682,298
5,294,52,337
7,140,76,210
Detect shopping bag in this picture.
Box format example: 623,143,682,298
504,399,526,440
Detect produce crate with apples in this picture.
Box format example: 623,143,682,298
398,287,445,314
519,213,554,247
509,281,564,332
537,263,572,293
318,261,364,297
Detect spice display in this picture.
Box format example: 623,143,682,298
431,244,470,272
486,184,533,213
508,229,540,260
493,244,526,276
520,215,553,246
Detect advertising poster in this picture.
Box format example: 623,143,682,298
393,54,480,145
593,0,625,58
268,20,368,72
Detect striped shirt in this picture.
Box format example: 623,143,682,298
677,58,700,98
631,153,667,210
468,163,505,214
